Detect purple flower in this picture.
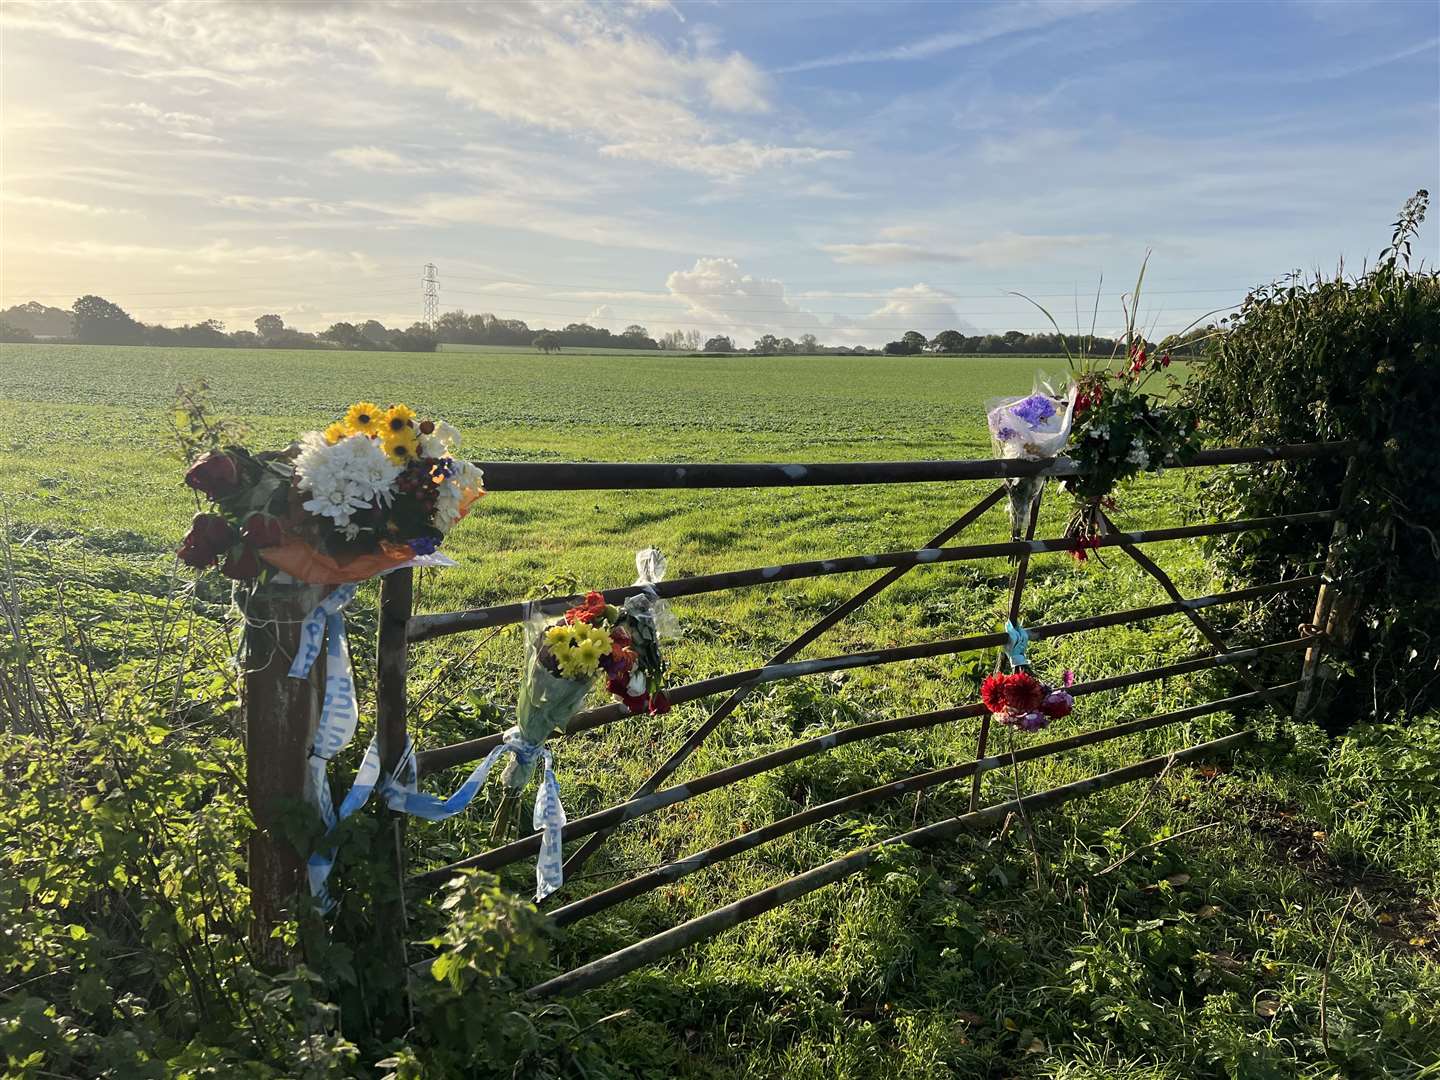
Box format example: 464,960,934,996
996,426,1018,441
1011,394,1057,426
409,535,441,556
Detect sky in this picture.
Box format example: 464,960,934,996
1,0,1436,346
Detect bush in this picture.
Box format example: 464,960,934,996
1184,190,1440,726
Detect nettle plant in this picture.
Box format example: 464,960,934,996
1017,260,1206,556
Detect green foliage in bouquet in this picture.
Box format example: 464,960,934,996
1184,189,1440,725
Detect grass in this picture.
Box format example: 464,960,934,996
1,341,1435,1078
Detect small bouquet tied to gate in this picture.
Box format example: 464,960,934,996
985,375,1076,539
981,668,1075,733
490,548,678,842
177,398,484,584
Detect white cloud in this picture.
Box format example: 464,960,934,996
823,232,1098,266
779,0,1127,72
2,1,842,179
2,193,132,217
330,146,432,174
600,139,850,179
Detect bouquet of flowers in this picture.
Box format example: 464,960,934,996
1010,259,1207,561
980,669,1075,733
1062,345,1198,559
491,556,675,840
985,376,1075,537
177,401,484,583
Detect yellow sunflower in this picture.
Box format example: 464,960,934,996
383,429,420,465
344,401,382,436
383,403,417,438
323,421,348,445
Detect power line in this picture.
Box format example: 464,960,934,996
436,269,1260,301
436,285,1234,322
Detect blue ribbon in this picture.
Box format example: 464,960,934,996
1004,619,1030,668
292,587,568,907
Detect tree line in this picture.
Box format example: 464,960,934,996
0,297,439,351
0,295,1213,357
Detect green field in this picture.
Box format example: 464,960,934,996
2,341,1436,1078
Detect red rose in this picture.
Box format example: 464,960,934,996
221,544,261,580
618,692,648,714
648,691,671,716
177,539,214,570
241,513,285,548
1000,672,1045,714
178,513,235,569
184,451,241,499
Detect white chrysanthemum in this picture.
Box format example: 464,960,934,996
418,433,448,459
434,421,461,448
294,432,401,527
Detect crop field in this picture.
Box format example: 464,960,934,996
2,341,1437,1078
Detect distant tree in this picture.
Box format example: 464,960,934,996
622,324,649,339
0,320,35,343
392,323,438,352
753,334,780,355
534,331,562,353
72,294,143,345
254,314,285,342
1,301,73,337
775,337,796,354
929,329,965,353
703,335,735,353
228,329,260,348
360,319,393,347
322,321,367,350
901,330,928,354
683,329,702,350
799,333,819,354
882,340,910,355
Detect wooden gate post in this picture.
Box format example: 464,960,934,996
375,569,414,982
241,580,328,969
1295,456,1361,724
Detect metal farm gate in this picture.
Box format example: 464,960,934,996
274,440,1355,995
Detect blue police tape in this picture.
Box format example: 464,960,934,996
1004,619,1030,668
290,585,566,905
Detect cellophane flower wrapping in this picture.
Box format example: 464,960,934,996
985,375,1075,538
498,606,594,796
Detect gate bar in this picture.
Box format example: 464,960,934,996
412,640,1308,885
474,442,1354,492
525,731,1252,998
416,576,1320,775
407,509,1339,642
560,486,1008,882
549,682,1297,927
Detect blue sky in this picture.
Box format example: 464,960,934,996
1,0,1436,344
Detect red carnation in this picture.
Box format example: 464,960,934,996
240,513,285,548
648,691,671,716
184,451,241,499
566,591,608,625
1000,672,1045,713
1040,690,1073,719
221,544,261,580
981,674,1009,714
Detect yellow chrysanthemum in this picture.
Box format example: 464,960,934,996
383,403,417,438
344,401,383,436
323,422,348,445
545,622,612,679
